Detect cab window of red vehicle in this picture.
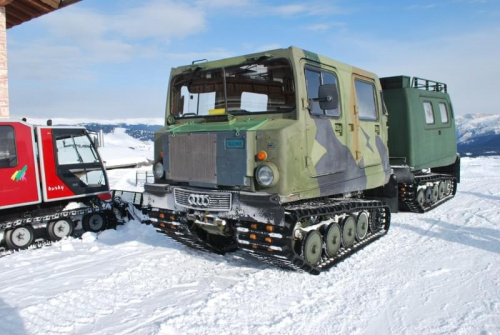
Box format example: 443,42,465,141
0,126,17,168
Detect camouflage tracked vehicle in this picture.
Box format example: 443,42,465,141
142,47,459,274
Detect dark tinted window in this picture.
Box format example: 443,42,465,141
305,69,322,115
0,126,17,168
354,80,378,121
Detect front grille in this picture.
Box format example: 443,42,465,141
174,188,232,211
169,133,217,183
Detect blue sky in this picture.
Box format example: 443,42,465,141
7,0,500,119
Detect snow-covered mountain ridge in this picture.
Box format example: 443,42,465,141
456,114,500,156
16,113,500,156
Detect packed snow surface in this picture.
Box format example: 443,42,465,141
1,157,499,335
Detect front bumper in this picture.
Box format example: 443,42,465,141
143,183,285,226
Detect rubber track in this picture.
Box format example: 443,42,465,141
236,199,390,275
151,199,390,274
0,206,115,257
399,173,457,213
152,221,235,255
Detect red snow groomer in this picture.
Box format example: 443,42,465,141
0,120,115,252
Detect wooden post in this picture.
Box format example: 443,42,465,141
0,5,8,118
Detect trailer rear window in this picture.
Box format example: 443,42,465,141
423,102,435,124
0,126,17,168
439,102,449,123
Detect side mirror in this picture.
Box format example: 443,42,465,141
316,84,339,111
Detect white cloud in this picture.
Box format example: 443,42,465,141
8,1,207,82
305,22,345,31
111,1,206,40
324,27,500,115
255,44,283,52
165,48,235,63
406,4,439,10
196,0,251,7
44,2,206,43
272,4,306,16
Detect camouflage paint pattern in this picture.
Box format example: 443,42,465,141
151,46,391,204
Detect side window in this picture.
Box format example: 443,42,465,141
423,101,435,124
439,102,449,123
0,126,17,168
305,69,322,115
305,68,341,117
354,79,378,121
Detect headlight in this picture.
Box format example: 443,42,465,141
153,162,164,179
256,163,279,187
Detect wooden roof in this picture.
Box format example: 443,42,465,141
2,0,82,29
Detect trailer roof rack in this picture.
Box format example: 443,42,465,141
380,76,448,93
412,77,447,93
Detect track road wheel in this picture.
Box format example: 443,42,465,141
417,189,426,208
302,230,323,266
431,184,439,203
438,181,446,200
425,187,433,204
48,219,74,241
342,216,356,248
324,223,341,257
356,212,369,241
83,213,106,232
444,180,452,196
5,225,35,249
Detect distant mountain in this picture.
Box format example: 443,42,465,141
22,114,500,157
456,114,500,157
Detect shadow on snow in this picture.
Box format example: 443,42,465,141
397,218,500,255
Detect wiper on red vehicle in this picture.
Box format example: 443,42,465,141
229,109,253,115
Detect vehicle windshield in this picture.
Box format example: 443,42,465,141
55,133,106,187
171,59,295,117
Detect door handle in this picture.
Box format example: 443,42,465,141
375,125,380,135
335,123,343,136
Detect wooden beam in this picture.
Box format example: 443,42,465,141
40,0,60,9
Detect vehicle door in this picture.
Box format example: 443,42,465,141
304,64,347,177
351,74,383,168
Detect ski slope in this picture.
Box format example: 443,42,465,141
0,157,499,335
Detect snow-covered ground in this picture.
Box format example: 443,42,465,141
0,157,499,335
99,128,153,169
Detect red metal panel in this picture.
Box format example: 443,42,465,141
0,121,41,209
38,127,76,201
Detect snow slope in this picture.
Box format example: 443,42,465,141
98,128,153,169
0,157,499,335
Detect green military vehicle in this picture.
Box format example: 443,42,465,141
142,47,460,274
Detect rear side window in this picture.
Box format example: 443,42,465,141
305,68,341,117
354,79,378,121
0,126,17,168
439,102,449,123
423,102,435,124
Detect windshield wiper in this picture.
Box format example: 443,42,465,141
179,113,198,118
229,109,254,115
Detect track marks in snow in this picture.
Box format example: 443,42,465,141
1,157,500,334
